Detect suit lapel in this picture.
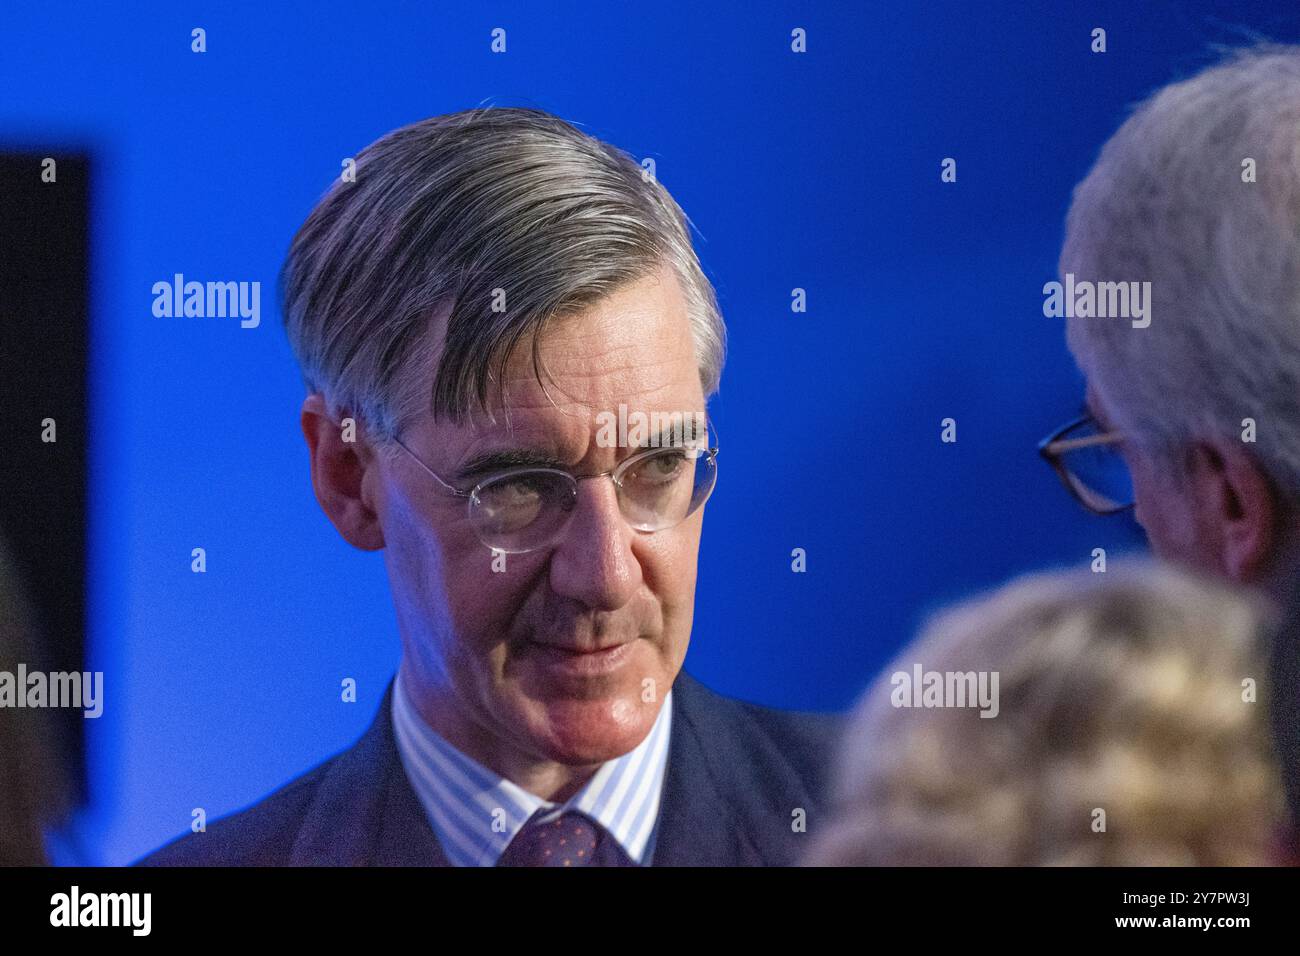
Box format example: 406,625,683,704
288,681,449,866
375,747,449,866
651,672,765,866
287,672,765,866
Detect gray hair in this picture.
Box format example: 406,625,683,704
1061,44,1300,495
280,107,726,438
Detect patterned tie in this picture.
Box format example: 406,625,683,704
497,810,635,867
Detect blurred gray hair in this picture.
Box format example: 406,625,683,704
804,562,1286,866
280,107,726,438
1061,44,1300,494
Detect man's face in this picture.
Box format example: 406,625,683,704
376,264,706,767
1086,383,1223,574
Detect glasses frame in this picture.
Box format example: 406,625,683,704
1038,413,1134,516
391,429,720,553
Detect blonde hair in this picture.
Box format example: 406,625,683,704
805,562,1289,866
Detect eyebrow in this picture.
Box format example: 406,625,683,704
650,415,707,448
454,449,570,483
453,416,709,484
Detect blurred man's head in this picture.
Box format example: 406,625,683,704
280,108,725,780
0,534,68,865
1060,46,1300,592
804,563,1291,866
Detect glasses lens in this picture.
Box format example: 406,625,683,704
1058,419,1133,513
617,445,717,531
470,470,576,553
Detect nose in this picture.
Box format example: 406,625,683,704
547,476,642,611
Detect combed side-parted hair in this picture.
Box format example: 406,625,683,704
280,106,726,438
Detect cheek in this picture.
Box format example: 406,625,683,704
446,551,537,635
642,509,702,579
381,490,445,610
382,483,518,644
1132,461,1173,538
1131,460,1200,561
635,513,704,629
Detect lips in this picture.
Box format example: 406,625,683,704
532,639,628,654
526,639,637,677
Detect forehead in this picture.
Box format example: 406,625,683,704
504,268,698,410
461,264,704,441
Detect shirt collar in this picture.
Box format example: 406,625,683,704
391,667,673,867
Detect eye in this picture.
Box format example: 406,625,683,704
480,472,555,507
501,475,546,496
637,449,690,484
473,474,555,533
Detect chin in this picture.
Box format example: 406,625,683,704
524,687,662,765
495,635,680,762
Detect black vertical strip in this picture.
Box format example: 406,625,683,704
0,152,91,809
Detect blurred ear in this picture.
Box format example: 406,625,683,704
300,393,386,551
1188,440,1279,583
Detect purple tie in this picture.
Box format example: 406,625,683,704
497,810,635,867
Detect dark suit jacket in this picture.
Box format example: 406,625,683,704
138,671,842,866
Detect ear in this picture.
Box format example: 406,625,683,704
301,394,386,551
1190,441,1279,583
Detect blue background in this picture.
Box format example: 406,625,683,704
3,0,1296,865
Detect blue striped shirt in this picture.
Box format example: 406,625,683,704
391,667,673,867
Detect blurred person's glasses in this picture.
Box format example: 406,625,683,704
1038,413,1134,515
392,426,720,554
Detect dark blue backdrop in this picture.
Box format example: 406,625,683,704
4,0,1295,865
